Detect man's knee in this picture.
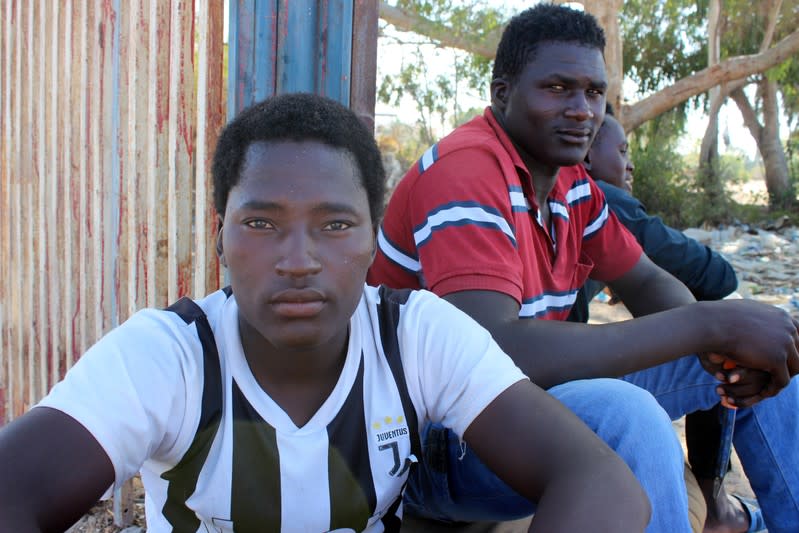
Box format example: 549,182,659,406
550,378,677,445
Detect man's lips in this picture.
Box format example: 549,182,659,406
556,128,592,144
269,289,326,318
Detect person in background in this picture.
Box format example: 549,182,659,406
568,106,765,533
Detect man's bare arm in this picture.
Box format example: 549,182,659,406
464,380,650,532
443,258,799,391
0,407,114,533
608,253,696,316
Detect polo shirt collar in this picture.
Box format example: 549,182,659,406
481,106,573,206
483,107,531,180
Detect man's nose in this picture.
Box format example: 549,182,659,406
274,230,322,277
565,93,594,120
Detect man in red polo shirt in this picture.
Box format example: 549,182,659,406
368,4,799,533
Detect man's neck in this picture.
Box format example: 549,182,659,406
238,317,349,427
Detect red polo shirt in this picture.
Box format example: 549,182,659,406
368,108,642,320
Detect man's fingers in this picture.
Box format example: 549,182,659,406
718,378,769,399
707,352,725,365
723,393,764,409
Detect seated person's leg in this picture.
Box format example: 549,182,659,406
733,375,799,532
686,407,724,481
625,353,799,532
404,423,534,523
405,378,691,533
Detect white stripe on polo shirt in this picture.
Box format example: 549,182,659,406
414,204,516,247
377,227,421,273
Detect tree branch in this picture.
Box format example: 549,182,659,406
379,1,798,136
621,28,799,131
378,2,501,59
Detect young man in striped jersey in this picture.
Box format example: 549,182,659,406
368,4,799,533
0,93,651,532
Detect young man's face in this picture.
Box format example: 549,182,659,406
586,116,634,193
219,140,375,353
493,41,607,176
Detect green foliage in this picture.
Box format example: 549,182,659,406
621,0,708,102
628,109,704,228
378,1,505,148
376,120,428,176
394,0,509,38
377,45,455,145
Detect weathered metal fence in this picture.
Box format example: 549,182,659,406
0,0,379,430
0,0,226,424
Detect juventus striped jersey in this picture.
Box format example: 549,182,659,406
368,107,642,321
38,285,525,532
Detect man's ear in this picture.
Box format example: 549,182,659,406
370,225,379,260
490,78,510,111
216,215,227,267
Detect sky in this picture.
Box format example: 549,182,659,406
374,0,769,161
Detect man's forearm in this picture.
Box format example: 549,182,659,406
490,304,716,388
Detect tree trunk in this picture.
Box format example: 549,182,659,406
760,79,794,207
581,0,624,117
731,81,795,208
698,0,725,209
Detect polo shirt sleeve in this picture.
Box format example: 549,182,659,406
580,177,643,282
401,147,525,302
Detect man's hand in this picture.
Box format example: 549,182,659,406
699,353,772,408
705,300,799,399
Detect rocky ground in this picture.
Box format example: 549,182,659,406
68,216,798,532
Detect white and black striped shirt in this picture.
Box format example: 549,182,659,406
39,285,525,532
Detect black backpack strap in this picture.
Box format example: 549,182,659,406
375,286,422,463
159,294,226,531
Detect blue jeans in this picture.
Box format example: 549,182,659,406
405,355,799,533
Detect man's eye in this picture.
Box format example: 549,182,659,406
245,220,273,229
324,221,352,231
549,84,565,92
587,89,604,97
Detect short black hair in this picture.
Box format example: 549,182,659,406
212,93,386,225
592,109,621,148
492,3,606,82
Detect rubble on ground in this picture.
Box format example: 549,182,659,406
683,222,799,318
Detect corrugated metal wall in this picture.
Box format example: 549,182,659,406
0,0,226,424
0,0,379,431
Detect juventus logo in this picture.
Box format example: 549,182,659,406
378,441,418,476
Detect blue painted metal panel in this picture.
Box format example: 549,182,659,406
228,0,367,115
227,0,243,119
319,0,353,105
252,0,277,101
277,0,317,94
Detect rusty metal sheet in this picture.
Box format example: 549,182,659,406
166,0,196,303
195,0,224,298
351,0,378,132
